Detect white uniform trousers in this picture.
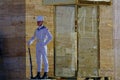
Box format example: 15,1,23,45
36,43,48,72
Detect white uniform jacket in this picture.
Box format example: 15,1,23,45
28,26,52,47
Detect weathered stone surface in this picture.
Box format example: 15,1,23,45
99,5,114,77
78,6,99,77
113,0,120,79
0,0,26,80
0,0,118,79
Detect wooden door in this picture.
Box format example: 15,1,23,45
77,6,99,77
55,6,77,77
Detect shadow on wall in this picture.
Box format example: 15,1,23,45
0,0,26,79
0,32,4,56
0,32,26,80
0,32,6,80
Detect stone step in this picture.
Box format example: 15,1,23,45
84,77,111,80
30,79,56,80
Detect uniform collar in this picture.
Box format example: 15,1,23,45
37,25,45,30
38,25,43,29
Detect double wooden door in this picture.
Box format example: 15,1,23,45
55,5,99,77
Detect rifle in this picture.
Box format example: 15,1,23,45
28,48,33,79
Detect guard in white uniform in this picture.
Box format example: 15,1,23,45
27,16,52,79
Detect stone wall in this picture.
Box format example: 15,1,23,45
113,0,120,80
0,0,26,80
99,5,114,78
0,0,118,79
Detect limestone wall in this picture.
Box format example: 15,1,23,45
0,0,118,80
0,0,26,79
113,0,120,80
99,5,114,79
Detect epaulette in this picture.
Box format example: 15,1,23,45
40,26,46,29
37,26,47,30
43,26,48,30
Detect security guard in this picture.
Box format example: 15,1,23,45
27,16,52,79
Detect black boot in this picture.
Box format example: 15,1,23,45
41,72,48,79
104,77,109,80
93,77,101,80
33,72,41,79
84,77,89,80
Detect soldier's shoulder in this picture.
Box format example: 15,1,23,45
43,26,48,30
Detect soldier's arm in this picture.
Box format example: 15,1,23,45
27,30,36,46
44,29,52,45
